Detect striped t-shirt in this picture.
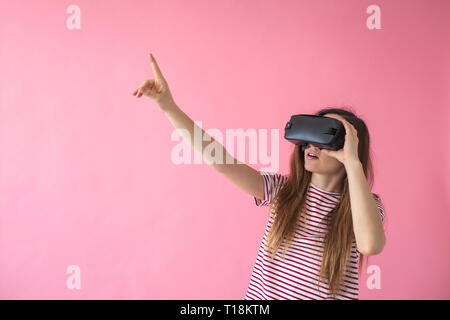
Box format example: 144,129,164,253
244,171,386,300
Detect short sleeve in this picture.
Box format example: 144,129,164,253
373,194,386,225
254,171,288,207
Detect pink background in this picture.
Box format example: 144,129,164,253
1,0,449,299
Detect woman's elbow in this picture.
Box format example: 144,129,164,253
359,237,386,256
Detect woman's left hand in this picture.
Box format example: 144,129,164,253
321,116,360,166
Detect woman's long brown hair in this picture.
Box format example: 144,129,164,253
266,106,380,298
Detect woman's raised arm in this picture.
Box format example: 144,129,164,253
132,54,265,201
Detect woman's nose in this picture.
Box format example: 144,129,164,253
302,143,323,151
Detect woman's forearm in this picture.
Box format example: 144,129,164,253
345,160,386,256
161,101,235,171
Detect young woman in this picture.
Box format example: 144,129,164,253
133,54,386,300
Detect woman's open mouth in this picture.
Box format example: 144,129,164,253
306,153,319,160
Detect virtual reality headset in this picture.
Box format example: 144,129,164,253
284,114,346,151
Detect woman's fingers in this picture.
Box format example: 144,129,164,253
149,53,164,81
148,79,154,92
134,82,150,98
136,87,143,98
133,54,171,102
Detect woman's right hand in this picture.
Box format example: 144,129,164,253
132,53,176,111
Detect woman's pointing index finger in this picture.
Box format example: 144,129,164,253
149,53,164,79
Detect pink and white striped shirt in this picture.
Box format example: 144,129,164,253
244,171,386,300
